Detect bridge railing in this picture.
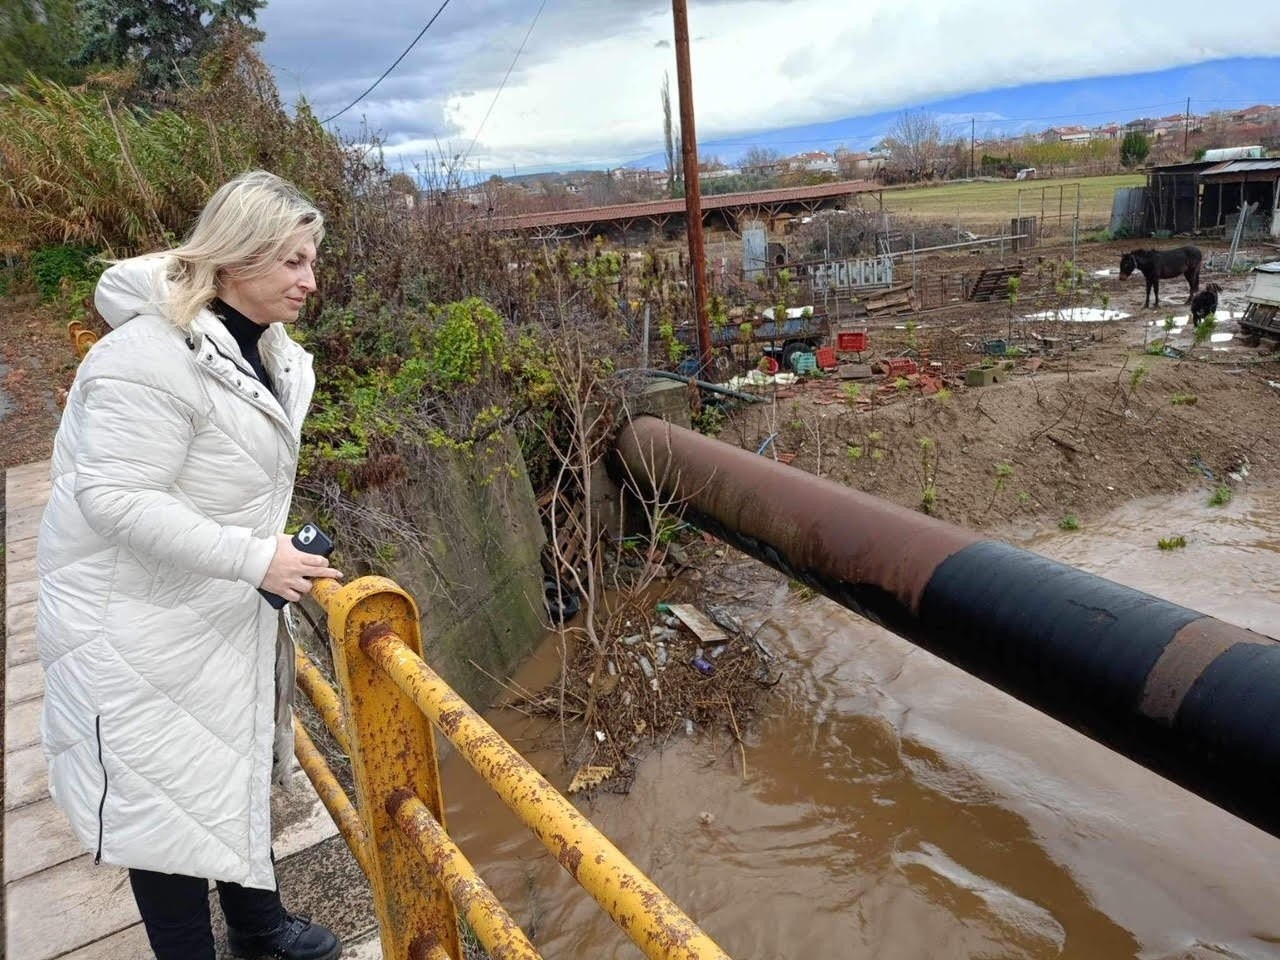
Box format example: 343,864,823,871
293,574,731,960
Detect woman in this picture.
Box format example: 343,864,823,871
36,171,344,960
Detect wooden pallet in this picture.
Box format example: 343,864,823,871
968,266,1024,302
855,282,916,317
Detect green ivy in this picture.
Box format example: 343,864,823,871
30,245,100,300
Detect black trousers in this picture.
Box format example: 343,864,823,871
129,866,286,960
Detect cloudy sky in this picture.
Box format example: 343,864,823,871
256,0,1280,175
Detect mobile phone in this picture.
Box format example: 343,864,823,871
258,522,335,609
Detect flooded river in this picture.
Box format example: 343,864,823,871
441,490,1280,959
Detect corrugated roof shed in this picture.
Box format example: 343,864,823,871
1200,158,1280,181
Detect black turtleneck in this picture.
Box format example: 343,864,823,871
212,298,276,397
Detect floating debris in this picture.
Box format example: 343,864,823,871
568,764,615,794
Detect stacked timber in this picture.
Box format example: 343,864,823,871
852,282,915,317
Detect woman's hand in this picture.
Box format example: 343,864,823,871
259,533,343,602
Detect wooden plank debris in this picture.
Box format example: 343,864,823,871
667,604,729,644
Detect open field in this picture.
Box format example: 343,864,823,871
877,173,1145,232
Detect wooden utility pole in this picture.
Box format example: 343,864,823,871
672,0,711,374
1183,96,1191,156
970,117,975,179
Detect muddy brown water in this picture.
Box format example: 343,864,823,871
441,490,1280,959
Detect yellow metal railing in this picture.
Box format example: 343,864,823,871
67,319,99,356
293,575,731,960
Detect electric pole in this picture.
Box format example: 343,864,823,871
970,117,976,179
672,0,712,376
1184,96,1191,156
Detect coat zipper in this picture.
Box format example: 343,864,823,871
94,716,108,864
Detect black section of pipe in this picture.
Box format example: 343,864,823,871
1178,643,1280,777
919,541,1200,713
916,541,1273,828
699,513,1280,837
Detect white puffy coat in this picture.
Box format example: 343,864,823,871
36,255,315,888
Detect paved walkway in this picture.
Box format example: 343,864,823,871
4,461,381,959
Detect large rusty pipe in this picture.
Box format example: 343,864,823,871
614,416,1280,838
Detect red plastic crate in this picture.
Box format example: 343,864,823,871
837,330,868,352
885,358,918,377
815,346,838,370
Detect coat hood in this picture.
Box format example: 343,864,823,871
94,255,172,330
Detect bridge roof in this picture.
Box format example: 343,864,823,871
484,179,880,231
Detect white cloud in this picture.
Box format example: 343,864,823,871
258,0,1280,173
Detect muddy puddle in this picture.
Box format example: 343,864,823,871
441,490,1280,959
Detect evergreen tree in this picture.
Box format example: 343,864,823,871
1120,131,1150,169
77,0,265,93
0,0,86,85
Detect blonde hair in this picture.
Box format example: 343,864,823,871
166,170,325,329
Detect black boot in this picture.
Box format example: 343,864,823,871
227,912,341,960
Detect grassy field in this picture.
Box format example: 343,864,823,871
876,173,1144,231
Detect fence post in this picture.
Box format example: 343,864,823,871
324,576,460,959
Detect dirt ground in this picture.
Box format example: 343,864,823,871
710,235,1280,535
0,292,78,472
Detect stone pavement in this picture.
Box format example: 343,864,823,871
4,461,382,959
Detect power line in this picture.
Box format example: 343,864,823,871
321,0,453,125
460,0,548,166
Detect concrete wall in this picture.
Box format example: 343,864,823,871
593,378,694,541
361,431,547,706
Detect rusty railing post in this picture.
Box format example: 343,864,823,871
320,577,461,959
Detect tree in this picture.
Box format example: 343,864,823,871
740,146,780,176
78,0,265,94
660,71,682,198
882,109,942,182
0,0,86,85
387,172,419,202
1120,131,1150,168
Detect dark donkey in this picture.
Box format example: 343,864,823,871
1119,245,1202,308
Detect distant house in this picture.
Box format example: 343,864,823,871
834,150,880,177
1046,125,1092,143
1094,123,1123,140
787,151,839,173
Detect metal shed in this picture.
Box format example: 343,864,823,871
1198,159,1280,238
1145,158,1280,237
